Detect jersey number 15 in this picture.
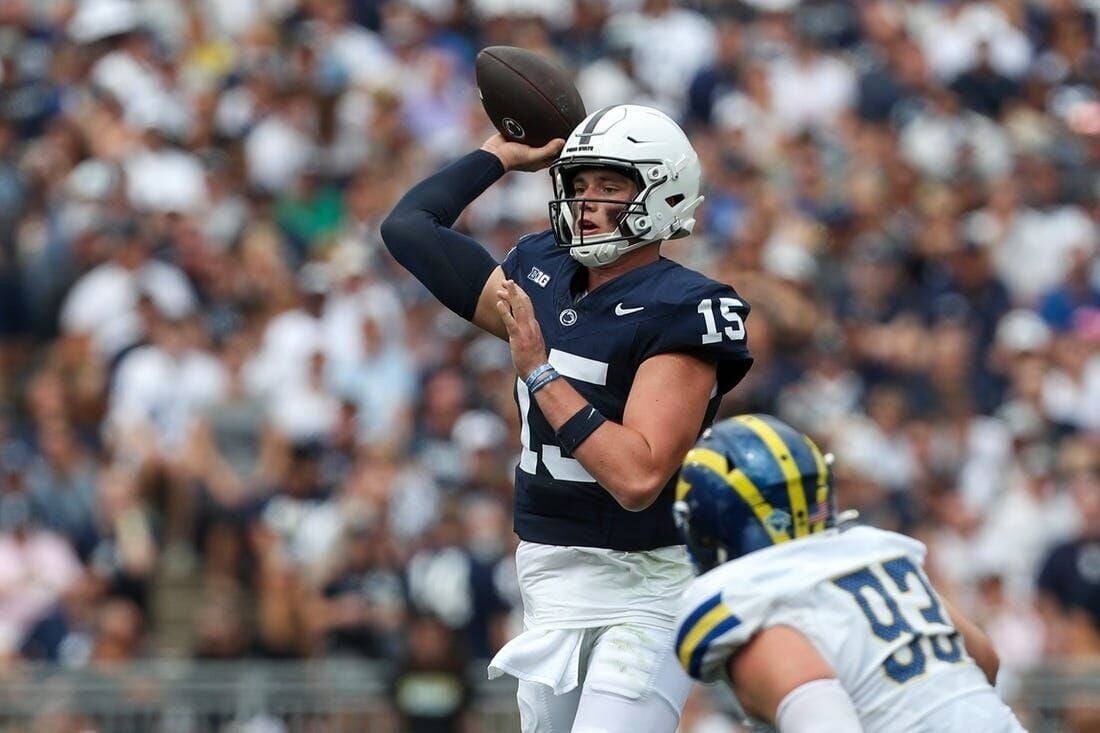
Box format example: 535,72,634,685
517,349,606,484
698,298,746,345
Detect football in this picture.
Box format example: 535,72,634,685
476,46,587,148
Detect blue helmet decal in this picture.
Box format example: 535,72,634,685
674,414,835,573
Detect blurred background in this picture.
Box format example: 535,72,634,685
0,0,1097,730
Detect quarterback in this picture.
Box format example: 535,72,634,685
382,105,753,732
673,414,1028,733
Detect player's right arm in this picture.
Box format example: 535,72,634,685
730,626,862,733
942,598,1000,686
380,137,562,340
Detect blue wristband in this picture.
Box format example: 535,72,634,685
525,363,555,392
528,367,561,394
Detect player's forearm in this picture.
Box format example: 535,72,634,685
534,379,668,511
385,149,505,227
774,679,862,732
944,598,1000,685
380,150,503,320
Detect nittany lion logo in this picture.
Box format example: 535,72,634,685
559,309,578,327
503,117,526,140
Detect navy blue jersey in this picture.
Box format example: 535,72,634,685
501,231,753,551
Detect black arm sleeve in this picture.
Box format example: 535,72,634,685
380,150,506,321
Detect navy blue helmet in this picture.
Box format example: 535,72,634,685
673,414,836,573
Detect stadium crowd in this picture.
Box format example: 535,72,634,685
0,0,1097,729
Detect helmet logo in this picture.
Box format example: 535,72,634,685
503,118,526,140
559,309,578,327
765,508,791,535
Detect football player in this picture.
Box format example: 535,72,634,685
382,104,753,732
672,414,1028,733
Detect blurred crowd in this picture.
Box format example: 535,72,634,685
0,0,1098,729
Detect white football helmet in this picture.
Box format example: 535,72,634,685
548,105,704,268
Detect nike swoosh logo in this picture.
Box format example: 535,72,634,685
615,303,645,316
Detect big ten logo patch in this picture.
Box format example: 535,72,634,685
527,267,551,287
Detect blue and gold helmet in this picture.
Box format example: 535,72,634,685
674,414,835,573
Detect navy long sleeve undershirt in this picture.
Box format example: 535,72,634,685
380,150,506,321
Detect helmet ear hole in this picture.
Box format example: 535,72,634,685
665,194,684,207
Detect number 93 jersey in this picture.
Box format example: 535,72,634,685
675,526,1025,732
501,231,753,552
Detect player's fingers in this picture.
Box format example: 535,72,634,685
495,299,518,330
534,139,565,159
505,281,527,314
500,280,522,309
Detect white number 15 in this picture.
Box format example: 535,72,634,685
698,297,745,344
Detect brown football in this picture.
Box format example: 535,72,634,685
476,46,587,148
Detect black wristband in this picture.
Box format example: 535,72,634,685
555,404,607,454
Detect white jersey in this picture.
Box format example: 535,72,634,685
674,526,1026,733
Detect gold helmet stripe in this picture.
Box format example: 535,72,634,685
734,415,810,539
680,447,791,545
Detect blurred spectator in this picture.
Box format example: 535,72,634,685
405,499,513,661
0,494,85,660
685,15,743,127
254,439,344,585
1038,245,1100,332
776,324,862,438
58,218,197,361
899,86,1012,181
831,383,920,527
193,576,252,660
107,308,227,464
309,520,405,660
25,420,99,558
411,367,472,488
950,40,1021,118
768,28,857,133
1037,438,1100,639
856,33,928,125
330,303,417,451
910,0,1032,82
1041,314,1100,433
389,612,473,733
605,0,716,113
86,467,157,614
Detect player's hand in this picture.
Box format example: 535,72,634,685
495,279,548,378
481,134,565,173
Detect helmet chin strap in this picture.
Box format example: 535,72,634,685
569,212,656,267
568,223,627,268
570,241,622,268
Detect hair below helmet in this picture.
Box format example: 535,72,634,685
673,414,836,574
549,105,704,268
